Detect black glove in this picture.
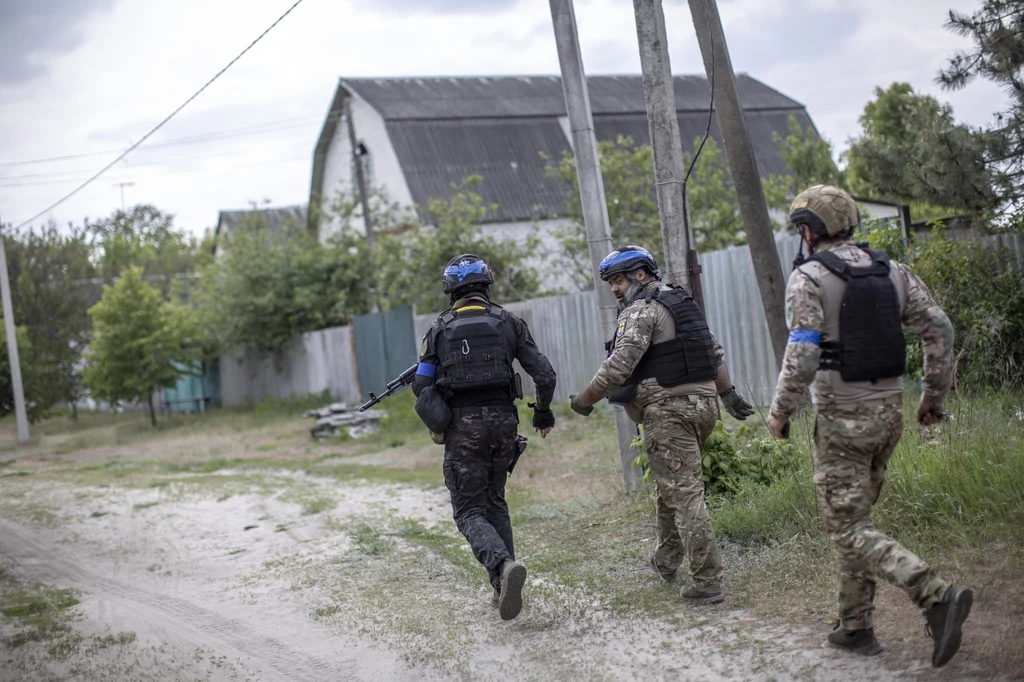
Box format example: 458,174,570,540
532,405,555,430
720,387,754,420
569,394,594,417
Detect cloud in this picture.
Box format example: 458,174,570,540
0,0,116,86
349,0,522,16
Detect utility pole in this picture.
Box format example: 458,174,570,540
632,0,703,308
687,0,788,369
113,181,135,212
0,216,29,444
345,96,375,251
550,0,642,492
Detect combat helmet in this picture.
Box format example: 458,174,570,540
789,185,859,239
442,254,494,295
598,245,660,281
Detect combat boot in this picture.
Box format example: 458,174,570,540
680,585,724,605
827,625,884,656
924,586,973,668
648,548,676,583
498,559,527,621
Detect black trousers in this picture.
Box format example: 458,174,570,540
442,405,519,589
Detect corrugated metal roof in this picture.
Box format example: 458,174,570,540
342,74,802,120
388,109,816,222
386,117,571,223
594,109,817,178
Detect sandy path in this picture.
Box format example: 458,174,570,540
0,473,1000,681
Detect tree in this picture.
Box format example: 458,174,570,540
845,83,993,216
0,324,36,420
763,116,846,222
375,176,543,312
83,267,201,426
86,205,200,296
3,223,95,416
546,129,841,285
544,136,663,287
939,0,1024,216
682,137,746,251
190,212,373,355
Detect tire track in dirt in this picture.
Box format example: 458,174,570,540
0,517,429,682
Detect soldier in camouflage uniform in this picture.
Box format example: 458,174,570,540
767,185,973,667
569,246,754,605
413,255,557,621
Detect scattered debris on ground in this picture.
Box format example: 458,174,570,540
305,403,385,440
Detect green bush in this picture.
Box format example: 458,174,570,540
865,223,1024,389
632,422,791,495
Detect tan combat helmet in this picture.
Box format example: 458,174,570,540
789,185,859,237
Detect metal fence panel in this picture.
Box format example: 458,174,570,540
219,325,361,406
352,306,418,397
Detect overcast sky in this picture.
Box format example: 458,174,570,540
0,0,1007,236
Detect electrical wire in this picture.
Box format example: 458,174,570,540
684,0,716,183
12,0,308,230
0,116,321,169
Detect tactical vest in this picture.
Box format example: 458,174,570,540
436,304,515,394
607,285,718,405
807,247,906,383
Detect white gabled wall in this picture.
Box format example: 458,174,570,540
319,88,414,240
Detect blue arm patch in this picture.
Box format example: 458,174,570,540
415,363,437,379
788,329,821,345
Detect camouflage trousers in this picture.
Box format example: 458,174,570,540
442,405,519,590
642,395,723,592
814,397,949,631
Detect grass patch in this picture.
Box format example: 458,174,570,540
132,501,159,511
0,572,82,656
352,523,391,555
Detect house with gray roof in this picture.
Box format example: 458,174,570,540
212,204,308,259
309,74,820,291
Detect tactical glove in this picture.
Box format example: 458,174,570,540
569,394,594,417
532,406,555,430
720,387,754,420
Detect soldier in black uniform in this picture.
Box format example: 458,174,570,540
412,254,557,621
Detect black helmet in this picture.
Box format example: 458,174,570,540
598,245,659,281
442,254,494,295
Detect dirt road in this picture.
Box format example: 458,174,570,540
0,468,991,682
0,406,1012,681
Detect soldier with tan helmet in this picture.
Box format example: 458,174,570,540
767,185,972,667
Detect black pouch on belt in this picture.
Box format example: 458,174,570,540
414,385,452,434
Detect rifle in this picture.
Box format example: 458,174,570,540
358,364,418,412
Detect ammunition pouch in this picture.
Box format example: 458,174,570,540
513,373,524,401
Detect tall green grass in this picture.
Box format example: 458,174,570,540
711,393,1024,552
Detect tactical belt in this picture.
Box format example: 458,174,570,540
452,403,518,417
822,394,902,411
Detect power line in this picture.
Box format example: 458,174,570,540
0,154,310,189
0,115,322,169
13,0,308,230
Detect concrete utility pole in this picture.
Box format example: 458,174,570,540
345,96,375,251
113,181,135,212
549,0,643,492
0,216,29,444
687,0,788,369
632,0,703,307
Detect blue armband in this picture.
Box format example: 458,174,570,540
415,363,437,379
788,329,821,345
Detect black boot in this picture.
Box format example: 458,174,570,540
827,626,884,656
925,586,973,668
498,559,527,621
